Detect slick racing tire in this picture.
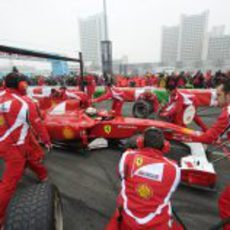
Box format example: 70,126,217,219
132,99,154,118
5,183,63,230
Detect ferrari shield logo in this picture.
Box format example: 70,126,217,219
104,125,112,134
135,156,143,167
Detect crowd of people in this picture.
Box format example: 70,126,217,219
114,70,230,89
11,69,229,90
27,74,105,87
1,69,229,90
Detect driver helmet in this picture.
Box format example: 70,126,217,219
85,107,97,116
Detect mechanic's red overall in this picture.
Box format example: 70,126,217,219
0,86,50,222
106,148,181,230
93,86,124,116
85,75,96,99
22,96,51,181
193,105,230,144
160,89,207,131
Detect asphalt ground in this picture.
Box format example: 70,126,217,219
1,102,230,230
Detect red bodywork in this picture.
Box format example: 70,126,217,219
44,106,200,143
181,169,217,188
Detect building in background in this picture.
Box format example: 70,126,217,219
79,13,105,71
113,55,128,75
161,11,210,70
177,11,209,69
210,25,225,37
207,31,230,69
161,26,179,66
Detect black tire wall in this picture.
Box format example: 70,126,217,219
5,183,62,230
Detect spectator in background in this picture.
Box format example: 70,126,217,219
176,72,187,88
192,70,204,88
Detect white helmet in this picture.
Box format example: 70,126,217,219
85,107,97,116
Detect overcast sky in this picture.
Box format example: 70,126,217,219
0,0,229,63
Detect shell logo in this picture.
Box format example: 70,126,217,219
51,100,57,107
0,116,5,126
63,127,75,139
136,183,153,200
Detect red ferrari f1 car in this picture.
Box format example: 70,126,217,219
43,100,218,190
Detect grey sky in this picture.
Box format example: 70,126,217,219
0,0,229,63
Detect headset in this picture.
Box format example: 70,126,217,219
136,128,170,154
5,72,29,95
18,80,28,95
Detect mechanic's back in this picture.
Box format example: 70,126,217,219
106,128,182,230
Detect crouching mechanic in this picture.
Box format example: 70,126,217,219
0,71,51,225
106,128,182,230
192,79,230,230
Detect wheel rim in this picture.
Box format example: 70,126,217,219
140,105,148,117
134,104,146,117
54,191,63,230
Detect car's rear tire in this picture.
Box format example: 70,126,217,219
5,182,63,230
132,99,154,118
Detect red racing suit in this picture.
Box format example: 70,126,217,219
23,96,51,181
92,86,124,116
85,75,96,99
0,89,50,220
192,105,230,229
106,148,181,230
160,90,208,131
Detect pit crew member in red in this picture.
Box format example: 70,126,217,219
92,83,124,116
193,79,230,230
160,84,208,131
0,72,51,225
106,128,182,230
85,75,96,99
22,86,51,182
